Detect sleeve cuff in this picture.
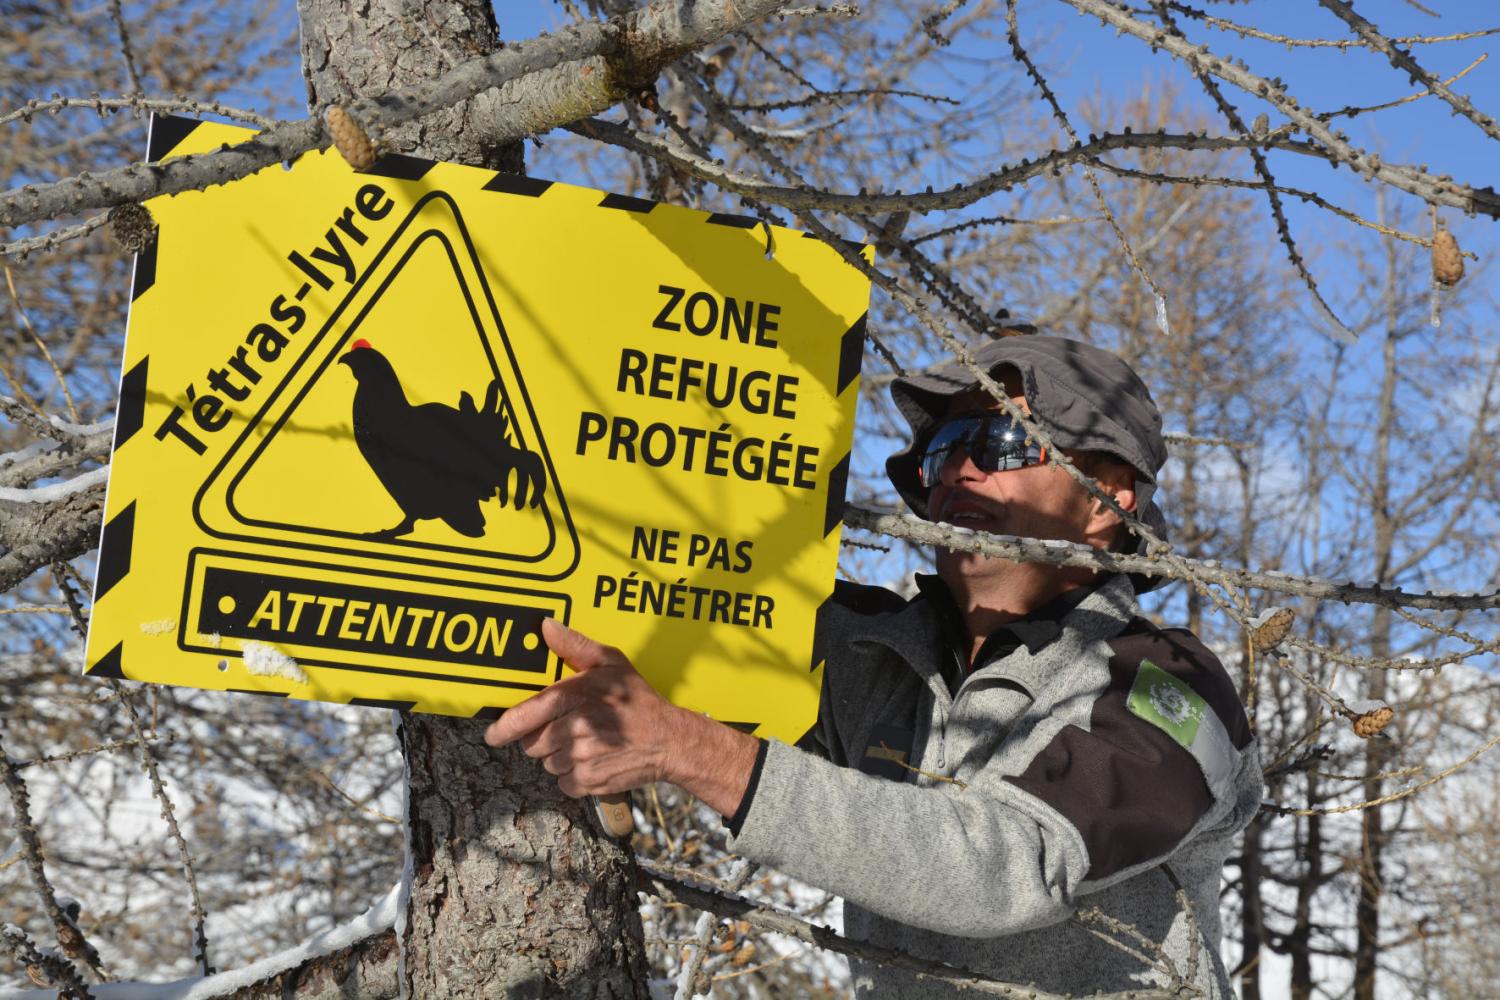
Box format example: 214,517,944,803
725,738,769,836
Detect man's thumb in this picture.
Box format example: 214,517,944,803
541,618,612,672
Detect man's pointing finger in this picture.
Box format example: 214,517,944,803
541,618,616,672
484,685,569,747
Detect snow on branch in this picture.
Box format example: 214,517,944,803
1,923,94,1000
0,466,108,504
0,479,106,593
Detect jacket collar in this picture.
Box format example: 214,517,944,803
854,574,1140,699
979,575,1139,697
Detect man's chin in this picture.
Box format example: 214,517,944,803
937,512,1008,534
934,547,1022,580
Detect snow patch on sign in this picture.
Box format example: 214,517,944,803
139,619,176,635
240,642,307,685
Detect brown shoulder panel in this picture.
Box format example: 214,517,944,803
1003,663,1213,881
1108,618,1252,750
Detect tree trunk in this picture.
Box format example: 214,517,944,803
1237,813,1264,1000
1288,775,1321,1000
1354,198,1401,1000
295,2,647,995
398,717,647,998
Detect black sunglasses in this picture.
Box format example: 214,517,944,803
918,412,1047,488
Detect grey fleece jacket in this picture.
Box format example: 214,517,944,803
727,574,1261,998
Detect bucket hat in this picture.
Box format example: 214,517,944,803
886,335,1169,575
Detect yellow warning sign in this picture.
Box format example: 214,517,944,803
85,115,870,744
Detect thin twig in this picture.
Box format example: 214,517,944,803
105,0,144,95
1,214,110,259
841,504,1500,612
1318,53,1488,122
1091,159,1476,255
573,114,1500,220
1152,2,1500,49
1007,0,1173,335
0,728,109,982
9,735,176,771
1286,730,1500,816
641,865,1184,999
5,265,80,421
1150,1,1353,341
54,566,214,975
1316,0,1500,143
0,95,276,131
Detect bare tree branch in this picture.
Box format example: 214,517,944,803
0,0,794,231
1316,0,1500,143
842,503,1500,613
1056,0,1500,219
642,865,1186,1000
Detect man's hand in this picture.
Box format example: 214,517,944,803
484,619,760,818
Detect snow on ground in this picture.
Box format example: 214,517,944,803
0,885,398,1000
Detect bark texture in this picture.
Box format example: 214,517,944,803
0,484,107,592
298,0,522,172
297,1,647,996
400,718,647,998
223,931,399,1000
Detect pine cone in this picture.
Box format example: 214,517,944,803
1352,705,1393,739
1432,229,1464,286
1249,607,1295,651
107,201,156,254
324,105,377,172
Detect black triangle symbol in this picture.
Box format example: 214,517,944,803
195,191,579,583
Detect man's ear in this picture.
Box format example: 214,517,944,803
1103,488,1137,516
1088,463,1138,516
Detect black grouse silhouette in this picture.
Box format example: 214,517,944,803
338,339,545,540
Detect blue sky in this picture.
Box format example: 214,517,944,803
494,1,1497,261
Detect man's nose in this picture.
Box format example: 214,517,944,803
940,444,984,484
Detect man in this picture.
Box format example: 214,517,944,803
487,335,1261,998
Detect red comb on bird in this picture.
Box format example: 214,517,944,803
351,339,372,350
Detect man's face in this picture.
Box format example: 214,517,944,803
927,377,1109,585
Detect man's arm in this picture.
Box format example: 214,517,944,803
484,619,760,818
488,623,1088,935
487,619,1258,940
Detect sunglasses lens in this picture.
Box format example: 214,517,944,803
917,414,1043,487
918,418,977,488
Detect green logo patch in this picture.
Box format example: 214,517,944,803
1127,660,1207,749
